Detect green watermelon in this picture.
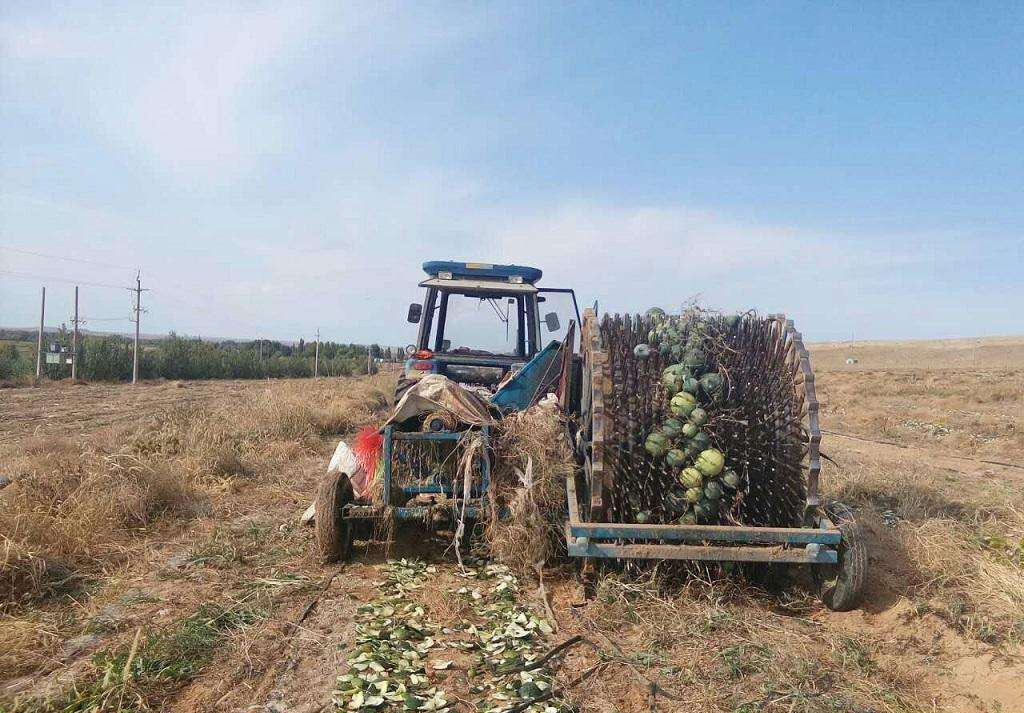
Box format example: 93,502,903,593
704,480,723,500
688,407,707,426
644,432,670,458
690,432,711,450
662,418,683,438
684,487,701,503
679,467,703,489
635,510,650,524
665,448,686,468
695,448,725,477
681,422,699,439
669,391,697,417
682,348,706,370
700,372,723,394
679,512,696,525
721,469,740,489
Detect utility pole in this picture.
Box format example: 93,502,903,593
130,272,148,385
367,348,372,376
314,329,320,378
35,287,46,379
71,286,81,380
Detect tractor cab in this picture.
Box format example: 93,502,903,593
402,261,579,392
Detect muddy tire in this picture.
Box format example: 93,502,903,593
814,501,867,611
315,471,354,563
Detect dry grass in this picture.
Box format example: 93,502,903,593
565,574,925,713
485,403,574,576
822,446,1024,642
0,375,392,611
816,369,1023,460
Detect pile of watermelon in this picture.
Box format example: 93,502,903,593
638,308,741,525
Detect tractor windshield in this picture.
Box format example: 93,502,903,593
435,292,523,356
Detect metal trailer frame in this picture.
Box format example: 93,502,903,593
342,425,492,525
567,308,852,569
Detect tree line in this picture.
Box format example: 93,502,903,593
0,328,398,382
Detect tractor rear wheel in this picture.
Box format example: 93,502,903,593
315,471,354,563
814,501,867,611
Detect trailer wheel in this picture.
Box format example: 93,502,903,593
814,502,867,611
315,471,354,563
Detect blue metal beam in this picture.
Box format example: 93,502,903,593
568,522,841,545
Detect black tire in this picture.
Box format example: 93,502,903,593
315,471,354,563
814,501,867,611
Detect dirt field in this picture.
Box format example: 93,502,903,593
1,339,1022,713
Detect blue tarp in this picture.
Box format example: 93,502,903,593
490,341,561,411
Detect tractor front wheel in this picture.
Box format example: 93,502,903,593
814,501,867,611
315,471,355,563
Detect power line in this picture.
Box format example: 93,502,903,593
0,246,133,270
0,269,128,290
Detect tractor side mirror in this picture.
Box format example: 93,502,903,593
407,303,422,323
544,312,560,332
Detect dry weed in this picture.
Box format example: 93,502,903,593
0,374,393,607
484,404,574,577
824,446,1024,642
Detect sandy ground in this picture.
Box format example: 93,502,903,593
2,340,1023,713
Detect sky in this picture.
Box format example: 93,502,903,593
1,1,1022,345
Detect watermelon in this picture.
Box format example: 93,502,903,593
700,372,723,394
679,512,696,525
662,418,683,438
679,467,703,489
690,432,711,450
722,469,740,489
681,422,699,439
682,348,706,370
633,343,651,359
684,487,701,503
635,510,650,524
645,307,666,320
688,407,707,426
665,448,686,468
682,376,700,394
669,391,697,417
645,432,670,457
704,480,723,500
695,448,725,477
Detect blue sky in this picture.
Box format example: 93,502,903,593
1,2,1021,345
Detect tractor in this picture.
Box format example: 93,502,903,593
315,260,867,611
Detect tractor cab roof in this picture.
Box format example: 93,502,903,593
422,261,543,284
